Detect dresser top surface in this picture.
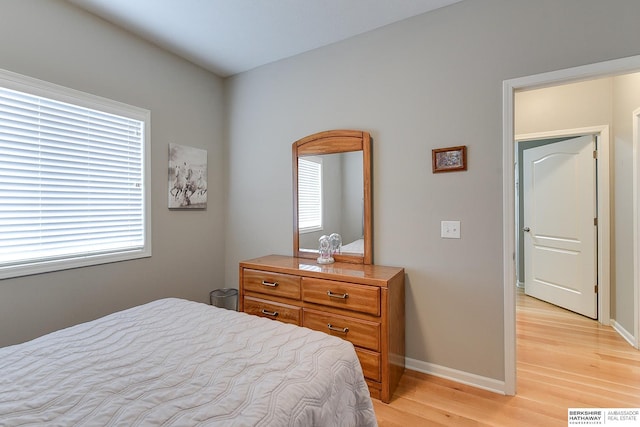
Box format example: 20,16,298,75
240,255,404,285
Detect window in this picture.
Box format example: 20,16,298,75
0,69,151,279
298,157,322,233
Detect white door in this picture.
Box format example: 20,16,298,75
523,135,597,319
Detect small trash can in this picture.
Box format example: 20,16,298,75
209,288,238,311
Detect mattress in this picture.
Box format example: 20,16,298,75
341,238,364,254
0,298,377,426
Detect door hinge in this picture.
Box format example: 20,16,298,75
594,217,598,226
594,285,598,293
593,150,598,159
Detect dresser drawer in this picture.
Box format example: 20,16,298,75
302,277,380,315
243,269,301,300
243,296,301,325
303,308,380,352
356,348,381,382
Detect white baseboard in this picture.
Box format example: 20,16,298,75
405,357,507,395
516,281,524,288
611,319,638,349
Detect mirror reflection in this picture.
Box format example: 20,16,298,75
298,151,364,255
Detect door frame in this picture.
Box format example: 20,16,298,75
502,54,640,395
633,107,640,349
516,128,609,322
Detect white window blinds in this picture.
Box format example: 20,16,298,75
0,73,150,279
298,157,322,232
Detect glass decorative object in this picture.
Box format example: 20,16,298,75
329,233,342,256
317,235,334,264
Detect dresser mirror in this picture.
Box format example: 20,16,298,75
293,130,372,264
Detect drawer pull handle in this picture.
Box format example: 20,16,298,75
327,291,349,299
261,309,279,317
327,323,349,333
261,280,279,287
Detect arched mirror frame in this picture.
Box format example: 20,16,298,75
293,129,372,264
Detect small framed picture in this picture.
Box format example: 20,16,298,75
432,145,467,173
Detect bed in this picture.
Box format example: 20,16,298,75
0,298,377,426
340,238,364,255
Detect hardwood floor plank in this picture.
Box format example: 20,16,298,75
518,364,640,403
516,371,637,410
374,289,640,425
372,396,479,427
376,372,562,426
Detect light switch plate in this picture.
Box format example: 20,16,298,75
441,220,461,239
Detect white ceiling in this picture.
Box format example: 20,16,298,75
67,0,463,77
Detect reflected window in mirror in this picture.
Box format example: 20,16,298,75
298,157,323,233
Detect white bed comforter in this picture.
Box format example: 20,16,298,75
0,298,377,426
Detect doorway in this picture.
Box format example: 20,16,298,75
515,126,610,326
502,55,640,395
519,134,599,319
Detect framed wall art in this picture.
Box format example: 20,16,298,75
432,145,467,173
168,143,208,209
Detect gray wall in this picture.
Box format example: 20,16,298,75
0,0,227,347
342,151,364,245
612,73,640,331
225,0,640,381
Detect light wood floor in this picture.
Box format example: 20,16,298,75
373,289,640,426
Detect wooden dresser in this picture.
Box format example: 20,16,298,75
239,254,405,403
